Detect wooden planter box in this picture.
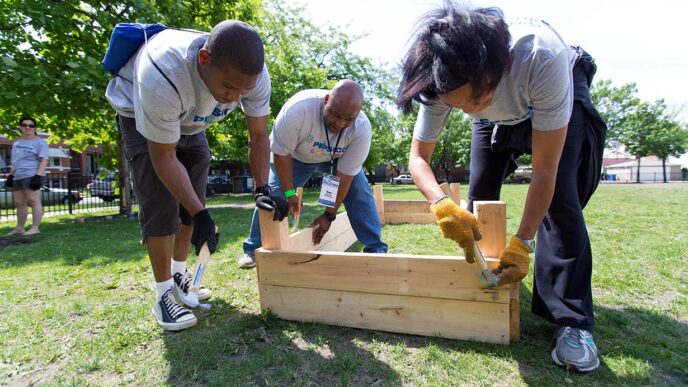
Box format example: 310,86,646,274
255,184,519,344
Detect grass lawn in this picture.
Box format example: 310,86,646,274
1,183,686,385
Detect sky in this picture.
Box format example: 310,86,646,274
295,0,688,122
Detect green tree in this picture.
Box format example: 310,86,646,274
430,111,471,182
591,79,642,147
0,0,261,153
383,111,415,177
620,100,669,183
643,109,688,182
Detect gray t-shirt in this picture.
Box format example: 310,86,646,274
270,90,372,176
105,29,271,144
414,18,577,143
11,137,49,179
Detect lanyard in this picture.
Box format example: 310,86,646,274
324,127,343,174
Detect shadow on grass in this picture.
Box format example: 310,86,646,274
161,300,401,385
162,282,688,385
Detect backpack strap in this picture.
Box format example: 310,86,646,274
143,27,185,119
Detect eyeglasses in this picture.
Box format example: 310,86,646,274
20,124,36,128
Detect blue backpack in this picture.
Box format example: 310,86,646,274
101,23,167,76
102,23,184,112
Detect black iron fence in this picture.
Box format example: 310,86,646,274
0,172,136,222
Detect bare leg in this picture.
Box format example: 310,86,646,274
24,189,43,235
7,190,28,235
146,235,174,282
172,223,193,261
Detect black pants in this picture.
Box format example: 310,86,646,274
467,64,598,332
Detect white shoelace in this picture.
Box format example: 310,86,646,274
163,291,189,319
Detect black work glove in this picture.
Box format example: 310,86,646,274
254,186,289,221
29,175,43,190
191,209,219,255
5,175,13,188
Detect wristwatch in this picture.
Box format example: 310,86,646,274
254,184,271,198
515,235,536,252
323,210,336,222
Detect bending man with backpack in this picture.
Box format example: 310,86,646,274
105,20,287,331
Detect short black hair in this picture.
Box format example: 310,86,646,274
19,115,36,127
207,20,264,75
397,1,511,114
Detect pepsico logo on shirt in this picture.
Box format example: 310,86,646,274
310,141,347,158
192,107,234,123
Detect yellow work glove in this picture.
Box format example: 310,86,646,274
430,196,482,263
495,236,534,286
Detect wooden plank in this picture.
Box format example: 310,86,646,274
259,285,510,344
384,212,437,225
287,212,354,251
290,187,303,233
440,182,457,203
259,209,290,250
315,226,358,252
256,250,509,303
472,201,506,258
510,298,520,342
509,283,520,342
373,185,385,225
384,200,431,213
450,183,461,203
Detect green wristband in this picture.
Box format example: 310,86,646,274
284,189,296,198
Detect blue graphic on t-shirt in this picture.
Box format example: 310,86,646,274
192,107,233,123
14,145,35,153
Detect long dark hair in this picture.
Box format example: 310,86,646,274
397,1,512,114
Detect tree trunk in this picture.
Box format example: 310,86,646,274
636,158,641,183
662,158,667,183
118,131,131,216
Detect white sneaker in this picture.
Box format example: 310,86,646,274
238,253,256,269
173,270,212,307
152,289,197,331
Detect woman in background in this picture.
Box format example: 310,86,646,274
6,115,49,235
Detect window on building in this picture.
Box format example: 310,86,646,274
52,157,61,167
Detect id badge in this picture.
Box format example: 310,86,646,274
318,174,340,208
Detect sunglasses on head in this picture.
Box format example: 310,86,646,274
20,124,36,128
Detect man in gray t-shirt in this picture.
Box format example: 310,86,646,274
397,3,606,373
105,20,287,331
240,80,387,268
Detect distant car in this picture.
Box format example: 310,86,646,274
206,175,233,196
0,179,81,209
87,176,117,202
511,166,532,184
391,174,414,184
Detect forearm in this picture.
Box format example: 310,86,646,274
149,146,204,216
246,115,270,188
409,150,444,203
248,134,270,187
273,154,294,192
517,171,557,239
519,126,567,239
35,159,48,175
